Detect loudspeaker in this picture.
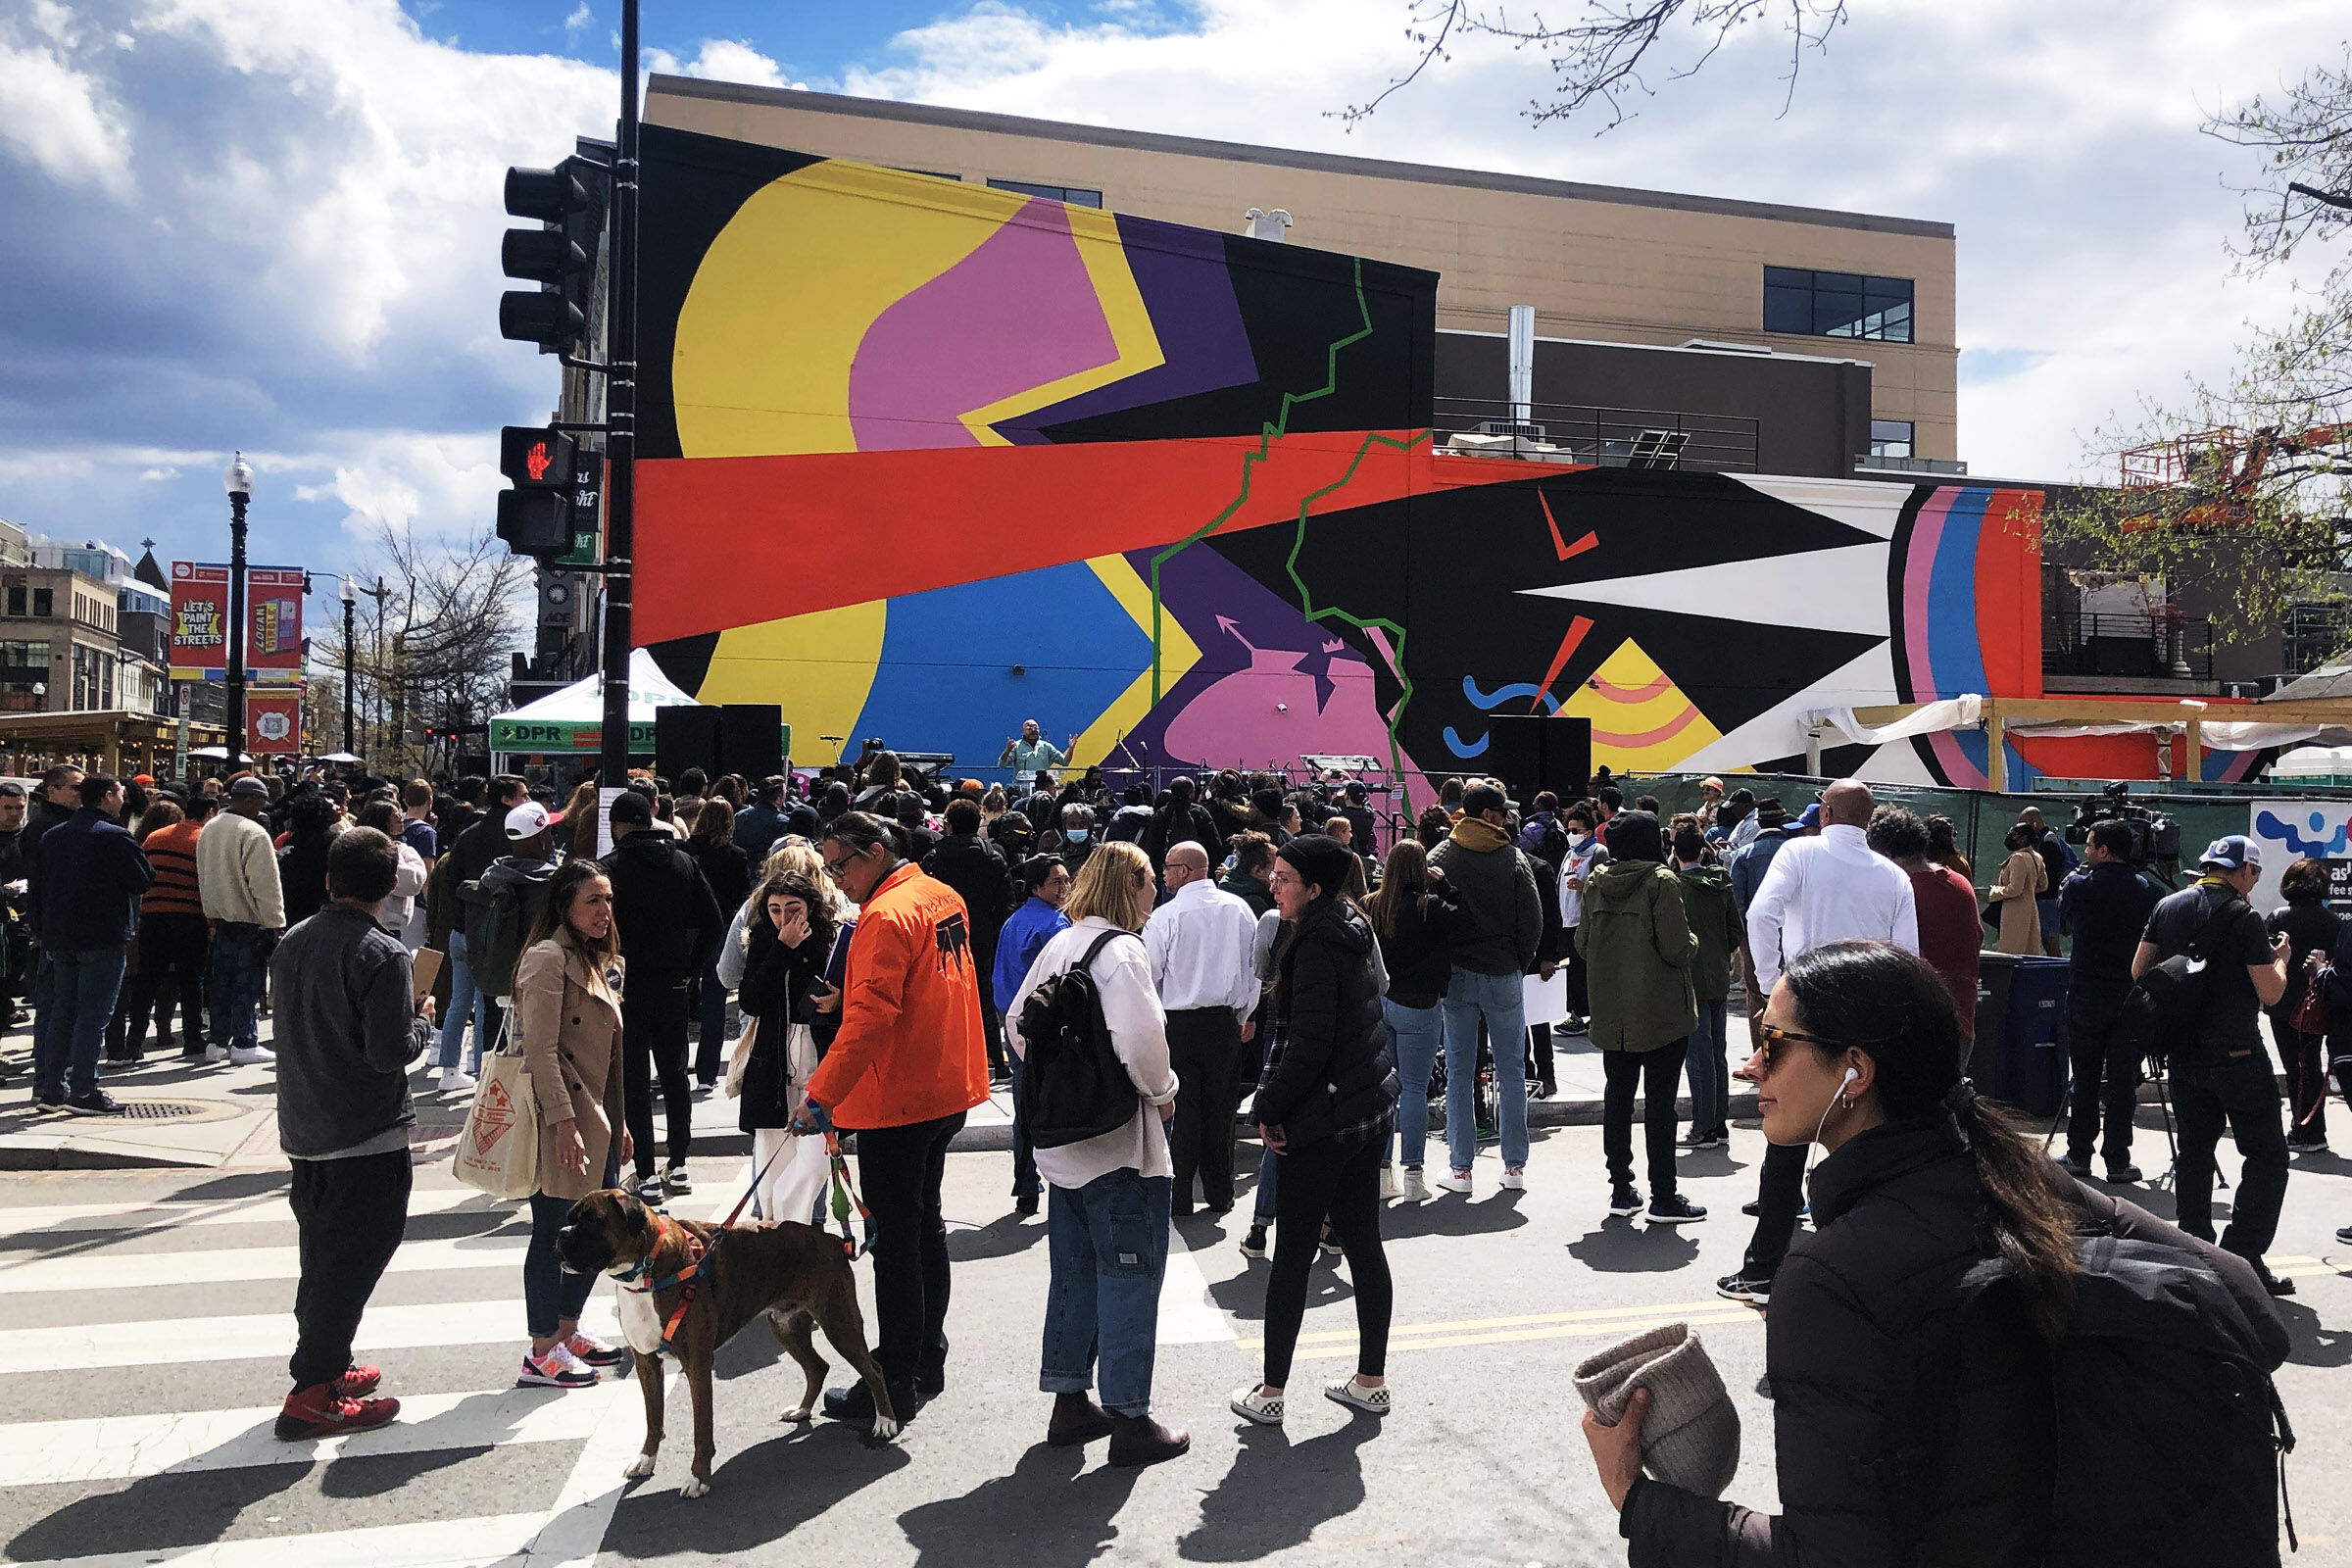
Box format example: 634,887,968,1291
1480,715,1592,804
718,703,784,782
655,706,722,784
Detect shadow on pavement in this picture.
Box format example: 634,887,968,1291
1565,1219,1700,1273
948,1210,1048,1264
8,1462,309,1559
605,1423,910,1551
2274,1298,2352,1369
899,1441,1139,1567
1179,1415,1378,1561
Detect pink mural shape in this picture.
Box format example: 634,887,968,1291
1161,618,1425,774
848,198,1120,453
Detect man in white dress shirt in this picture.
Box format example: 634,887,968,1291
1143,842,1261,1215
1718,778,1918,1305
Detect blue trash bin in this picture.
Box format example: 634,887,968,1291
1974,954,2069,1118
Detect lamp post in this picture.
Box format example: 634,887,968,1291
340,575,357,756
222,451,253,769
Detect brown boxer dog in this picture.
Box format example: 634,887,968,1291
558,1189,897,1497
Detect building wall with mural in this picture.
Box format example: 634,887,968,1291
631,125,2258,795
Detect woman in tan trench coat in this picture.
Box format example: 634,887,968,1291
513,858,631,1389
1987,824,2049,956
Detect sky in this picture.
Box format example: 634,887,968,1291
0,0,2340,622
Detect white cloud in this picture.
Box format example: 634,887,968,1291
564,2,591,38
0,30,133,196
645,37,791,88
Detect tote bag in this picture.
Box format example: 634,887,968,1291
454,1018,542,1200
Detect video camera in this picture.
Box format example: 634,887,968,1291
2063,782,2180,870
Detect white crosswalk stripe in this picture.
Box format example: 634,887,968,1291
0,1297,626,1374
0,1188,507,1236
0,1232,533,1293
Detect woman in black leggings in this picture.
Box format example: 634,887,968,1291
1230,835,1401,1426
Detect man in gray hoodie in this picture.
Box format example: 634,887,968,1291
1428,783,1544,1194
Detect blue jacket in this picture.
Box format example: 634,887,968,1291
30,808,154,951
992,896,1070,1014
1727,827,1793,916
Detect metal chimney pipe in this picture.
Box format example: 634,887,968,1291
1506,305,1535,430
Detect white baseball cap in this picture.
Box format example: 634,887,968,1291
505,801,553,839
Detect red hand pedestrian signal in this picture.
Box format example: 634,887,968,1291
526,441,552,481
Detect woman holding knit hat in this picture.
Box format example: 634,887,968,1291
1582,940,2288,1563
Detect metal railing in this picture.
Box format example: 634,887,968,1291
2041,612,2214,681
1429,397,1761,473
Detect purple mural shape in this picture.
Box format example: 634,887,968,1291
996,215,1260,442
847,198,1117,453
1123,540,1429,779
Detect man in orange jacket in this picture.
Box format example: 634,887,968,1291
796,811,990,1422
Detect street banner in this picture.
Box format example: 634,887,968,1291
248,690,303,755
170,562,306,684
2247,799,2352,910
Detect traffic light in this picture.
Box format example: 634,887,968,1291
497,426,576,558
499,155,606,357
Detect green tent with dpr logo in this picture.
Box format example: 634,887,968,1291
489,649,702,758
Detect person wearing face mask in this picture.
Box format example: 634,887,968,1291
1058,805,1098,877
1558,805,1605,1037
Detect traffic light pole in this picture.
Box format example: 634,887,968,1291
597,0,638,798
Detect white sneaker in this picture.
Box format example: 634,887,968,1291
1324,1375,1392,1416
204,1045,228,1063
440,1069,477,1094
1434,1169,1474,1195
228,1046,274,1066
1378,1163,1402,1200
1229,1385,1284,1426
516,1342,599,1389
1399,1167,1429,1202
1499,1167,1526,1191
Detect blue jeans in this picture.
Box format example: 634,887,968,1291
1442,967,1528,1172
435,930,499,1072
1041,1167,1171,1417
207,922,269,1054
1251,1146,1279,1226
1383,997,1445,1167
525,1152,620,1336
33,948,126,1101
1683,999,1731,1137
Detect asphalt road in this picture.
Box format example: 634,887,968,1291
3,1110,2349,1567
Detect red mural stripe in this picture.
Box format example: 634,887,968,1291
1591,673,1674,703
1532,616,1593,711
1590,704,1703,750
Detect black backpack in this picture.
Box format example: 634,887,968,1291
2119,892,2246,1061
1889,1225,2295,1567
1017,930,1142,1149
459,862,553,1002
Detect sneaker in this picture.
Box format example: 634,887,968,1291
2261,1269,2298,1298
2286,1136,2328,1155
65,1089,122,1116
2103,1163,2143,1184
1646,1194,1707,1223
440,1068,477,1094
276,1382,400,1440
1499,1167,1526,1191
204,1045,228,1063
1740,1199,1809,1220
566,1331,627,1369
1678,1128,1714,1148
619,1169,646,1197
228,1046,274,1067
32,1092,66,1113
2054,1152,2095,1177
1378,1163,1402,1200
517,1344,599,1389
1398,1167,1429,1202
1561,1015,1590,1037
1324,1376,1391,1416
2336,1223,2352,1246
1317,1223,1343,1257
1239,1226,1268,1259
662,1165,693,1196
1435,1169,1474,1195
1715,1271,1773,1303
333,1365,382,1398
1229,1385,1284,1426
1608,1184,1643,1217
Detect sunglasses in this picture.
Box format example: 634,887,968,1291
1752,1022,1888,1073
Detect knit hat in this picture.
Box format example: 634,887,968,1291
1573,1322,1740,1497
1278,833,1355,901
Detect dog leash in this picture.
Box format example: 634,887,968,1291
826,1132,873,1261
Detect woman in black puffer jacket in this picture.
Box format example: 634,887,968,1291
1231,835,1401,1430
734,869,837,1225
1586,940,2288,1566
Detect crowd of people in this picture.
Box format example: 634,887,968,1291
0,741,2318,1545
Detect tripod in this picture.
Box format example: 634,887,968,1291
2038,1049,2210,1192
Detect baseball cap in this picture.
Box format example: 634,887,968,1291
228,776,269,800
2199,834,2261,872
505,801,553,839
1795,803,1823,829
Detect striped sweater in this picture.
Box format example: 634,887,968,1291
141,820,206,917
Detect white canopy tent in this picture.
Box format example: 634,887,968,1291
488,649,700,758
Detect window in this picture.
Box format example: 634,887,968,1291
1869,419,1916,460
986,177,1102,209
893,168,961,182
31,588,50,618
1764,267,1913,342
5,586,22,617
0,641,46,669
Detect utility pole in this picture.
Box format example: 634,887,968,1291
597,0,639,797
361,576,390,762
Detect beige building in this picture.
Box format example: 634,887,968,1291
646,78,1958,463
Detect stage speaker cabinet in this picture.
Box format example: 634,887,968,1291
1479,715,1592,805
718,703,784,783
655,706,722,783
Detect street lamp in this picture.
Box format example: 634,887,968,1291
222,451,254,769
340,575,357,757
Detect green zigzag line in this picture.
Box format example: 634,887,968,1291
1144,257,1431,797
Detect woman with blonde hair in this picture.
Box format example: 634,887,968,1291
1005,839,1188,1465
559,779,600,859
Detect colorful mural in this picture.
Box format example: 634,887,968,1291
630,124,2256,793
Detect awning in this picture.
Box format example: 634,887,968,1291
488,650,700,755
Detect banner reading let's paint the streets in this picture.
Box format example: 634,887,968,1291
171,562,306,684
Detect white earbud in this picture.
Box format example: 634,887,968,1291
1839,1067,1859,1092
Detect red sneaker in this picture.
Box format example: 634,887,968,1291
334,1366,382,1398
275,1382,401,1441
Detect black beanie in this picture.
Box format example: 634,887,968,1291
1279,834,1354,901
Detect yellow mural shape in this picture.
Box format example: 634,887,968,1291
696,600,889,764
1560,636,1724,773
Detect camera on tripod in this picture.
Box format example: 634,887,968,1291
2063,781,2180,870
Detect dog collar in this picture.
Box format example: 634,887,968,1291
612,1215,675,1289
